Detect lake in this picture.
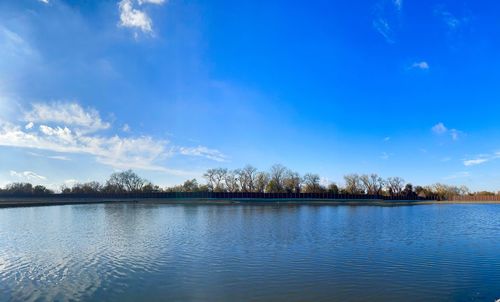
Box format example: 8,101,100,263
0,203,499,302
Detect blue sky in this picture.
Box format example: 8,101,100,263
1,0,500,191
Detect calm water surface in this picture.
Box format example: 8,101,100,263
1,204,500,302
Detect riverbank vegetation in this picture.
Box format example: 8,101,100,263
0,164,497,200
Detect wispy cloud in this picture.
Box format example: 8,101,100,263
24,102,110,134
434,4,472,47
118,0,167,36
10,170,47,181
49,155,70,161
27,151,71,161
393,0,403,11
380,152,392,160
432,122,462,141
434,6,470,31
411,61,430,70
463,153,500,167
37,0,49,4
178,146,227,162
0,26,38,61
444,171,470,180
464,158,489,166
373,0,403,44
373,18,395,44
432,122,448,134
0,101,227,172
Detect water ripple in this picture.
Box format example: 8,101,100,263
1,204,500,301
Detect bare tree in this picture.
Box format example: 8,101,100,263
386,177,405,196
254,172,270,193
283,171,302,193
302,173,324,193
234,169,245,191
203,169,217,191
237,165,258,192
204,168,227,192
225,170,240,192
431,183,469,200
360,174,385,195
269,164,288,193
343,174,364,194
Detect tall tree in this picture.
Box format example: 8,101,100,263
283,171,302,193
237,165,258,192
343,174,364,194
204,168,227,192
302,173,324,193
327,183,339,194
225,170,240,192
269,164,288,193
386,177,405,196
360,174,385,195
105,170,148,193
255,172,270,193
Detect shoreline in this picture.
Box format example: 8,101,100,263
1,197,500,209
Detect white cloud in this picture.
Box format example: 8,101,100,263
10,170,47,181
118,0,153,34
0,121,170,171
27,151,70,161
38,0,49,4
178,146,227,162
432,122,462,140
411,61,430,70
449,129,460,141
48,155,70,161
464,158,489,166
122,123,131,132
463,152,500,167
25,122,34,129
118,0,167,36
25,102,110,133
0,101,227,172
432,122,448,134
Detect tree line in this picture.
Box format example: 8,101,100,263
0,164,496,199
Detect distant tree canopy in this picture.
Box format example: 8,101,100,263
0,165,490,199
1,183,53,195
